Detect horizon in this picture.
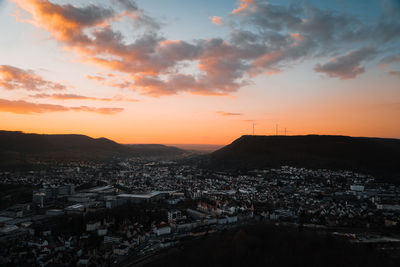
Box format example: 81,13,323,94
1,0,400,144
2,129,400,149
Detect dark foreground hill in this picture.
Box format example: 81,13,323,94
207,135,400,182
146,224,398,267
0,130,187,167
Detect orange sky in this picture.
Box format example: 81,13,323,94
0,0,399,144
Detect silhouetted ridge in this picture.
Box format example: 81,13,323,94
0,130,187,167
125,144,185,157
0,131,126,154
208,135,400,182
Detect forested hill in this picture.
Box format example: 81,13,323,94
0,130,187,167
207,135,400,181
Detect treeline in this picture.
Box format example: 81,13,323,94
147,224,399,267
0,184,35,209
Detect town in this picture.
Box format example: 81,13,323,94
1,159,400,266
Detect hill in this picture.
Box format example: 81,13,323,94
146,224,397,267
206,135,400,181
125,144,188,158
0,130,187,167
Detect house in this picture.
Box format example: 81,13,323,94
154,226,171,236
86,221,100,231
168,210,182,222
97,226,108,236
113,245,129,256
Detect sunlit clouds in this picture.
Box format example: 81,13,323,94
29,93,138,102
0,65,66,91
0,98,124,115
9,0,400,97
216,111,242,116
210,16,223,25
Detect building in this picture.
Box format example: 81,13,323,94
32,193,46,207
68,193,95,203
350,185,365,192
154,226,171,236
86,221,101,231
114,245,129,256
168,210,182,222
105,196,127,209
97,226,108,236
117,191,169,204
64,204,86,214
187,208,206,219
45,209,64,216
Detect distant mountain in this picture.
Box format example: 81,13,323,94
206,135,400,181
125,144,188,158
0,130,187,167
169,144,224,154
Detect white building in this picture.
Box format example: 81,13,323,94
154,226,171,236
350,185,364,192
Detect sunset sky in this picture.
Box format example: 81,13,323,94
0,0,399,145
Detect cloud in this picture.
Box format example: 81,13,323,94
10,0,400,97
69,106,123,114
10,0,254,96
0,65,66,91
232,0,254,14
314,47,376,79
210,16,223,25
114,0,138,11
379,54,400,77
0,98,123,115
30,93,138,102
389,70,400,77
381,54,400,64
216,111,242,116
229,0,400,78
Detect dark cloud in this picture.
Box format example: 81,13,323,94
58,3,115,26
381,54,400,64
0,98,123,115
314,47,376,79
0,65,67,91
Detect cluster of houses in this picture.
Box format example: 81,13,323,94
1,161,400,265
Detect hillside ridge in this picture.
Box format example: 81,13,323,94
207,134,400,182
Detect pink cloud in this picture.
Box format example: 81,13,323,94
10,0,392,98
0,98,123,115
232,0,254,14
210,16,223,25
0,65,66,91
30,93,138,102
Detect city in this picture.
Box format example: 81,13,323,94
1,0,400,266
1,158,400,265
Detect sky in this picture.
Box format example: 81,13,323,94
0,0,399,145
